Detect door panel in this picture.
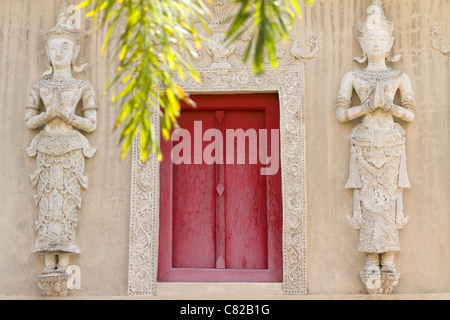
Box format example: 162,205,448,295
158,94,282,282
172,111,216,269
224,111,268,270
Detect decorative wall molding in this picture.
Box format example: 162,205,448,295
128,64,310,296
128,118,160,296
128,0,318,296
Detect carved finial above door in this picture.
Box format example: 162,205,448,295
201,0,239,68
198,0,320,68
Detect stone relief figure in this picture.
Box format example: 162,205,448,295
24,0,97,296
335,0,416,294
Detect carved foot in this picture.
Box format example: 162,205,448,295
381,265,397,274
364,264,381,274
42,265,68,274
363,253,380,274
42,266,57,274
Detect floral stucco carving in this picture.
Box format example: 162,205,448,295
431,21,450,76
431,23,450,56
191,0,320,68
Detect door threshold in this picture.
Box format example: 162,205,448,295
156,282,283,297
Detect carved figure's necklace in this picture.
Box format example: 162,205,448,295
353,68,402,82
37,78,87,90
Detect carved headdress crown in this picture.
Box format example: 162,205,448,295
354,0,400,64
46,0,80,45
359,0,394,35
42,0,88,77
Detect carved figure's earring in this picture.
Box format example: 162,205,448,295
41,66,54,78
72,61,88,73
354,51,368,64
386,51,402,63
41,51,53,78
71,44,88,73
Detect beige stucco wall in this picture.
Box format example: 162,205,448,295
0,0,448,298
0,0,130,297
299,0,450,295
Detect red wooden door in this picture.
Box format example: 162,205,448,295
158,94,282,282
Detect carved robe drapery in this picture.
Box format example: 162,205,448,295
340,68,414,254
26,79,97,254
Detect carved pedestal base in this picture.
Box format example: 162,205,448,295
360,271,400,295
38,272,70,297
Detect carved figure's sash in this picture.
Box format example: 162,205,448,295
26,130,96,158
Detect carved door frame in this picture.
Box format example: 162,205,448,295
127,65,308,296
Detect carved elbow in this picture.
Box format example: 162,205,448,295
85,126,96,133
25,118,39,130
25,121,34,130
24,117,32,127
86,119,97,133
400,100,416,122
403,108,416,122
337,116,348,123
336,109,348,123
